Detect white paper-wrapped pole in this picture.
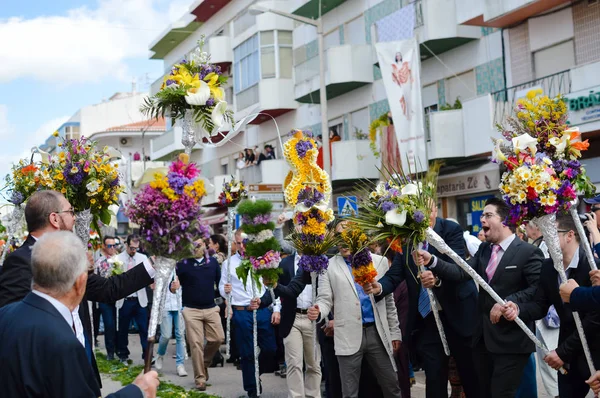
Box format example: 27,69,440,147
0,204,24,264
251,275,260,396
424,227,567,373
311,271,318,362
418,242,450,356
225,206,236,358
535,213,596,376
181,109,198,156
569,202,599,272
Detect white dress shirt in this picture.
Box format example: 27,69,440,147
164,270,182,312
116,251,150,299
294,255,313,309
219,253,280,312
32,290,85,347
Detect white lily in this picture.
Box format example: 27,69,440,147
211,101,228,129
400,183,419,196
549,136,567,154
385,209,407,227
295,200,329,213
491,139,507,163
511,133,538,155
184,80,211,106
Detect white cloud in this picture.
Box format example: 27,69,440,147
0,112,69,187
0,0,191,84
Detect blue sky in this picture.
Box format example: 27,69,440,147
0,0,189,183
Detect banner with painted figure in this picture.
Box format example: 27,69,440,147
375,38,427,174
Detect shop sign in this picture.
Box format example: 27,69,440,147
469,195,495,233
565,86,600,126
437,168,500,198
247,184,284,202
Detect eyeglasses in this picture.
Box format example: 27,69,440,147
128,246,140,251
106,244,117,248
557,230,570,234
480,212,499,220
52,208,75,216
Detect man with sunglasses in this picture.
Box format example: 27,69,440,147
0,191,155,390
114,234,151,363
94,236,120,360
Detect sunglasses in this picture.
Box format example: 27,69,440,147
106,244,117,248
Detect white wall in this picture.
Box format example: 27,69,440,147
87,133,160,158
79,93,147,138
455,0,484,24
528,7,574,52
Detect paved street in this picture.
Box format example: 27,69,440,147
99,336,595,398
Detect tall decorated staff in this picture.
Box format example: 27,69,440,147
282,130,338,359
493,89,596,375
218,177,247,357
236,199,282,396
126,153,209,372
1,158,53,263
41,134,124,247
141,35,234,155
351,164,451,356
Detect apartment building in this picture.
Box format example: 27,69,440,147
148,0,600,232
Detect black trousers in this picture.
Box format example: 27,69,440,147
414,314,479,398
558,357,592,398
473,340,531,398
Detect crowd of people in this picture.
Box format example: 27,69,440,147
236,144,277,170
0,190,599,398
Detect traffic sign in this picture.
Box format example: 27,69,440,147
337,196,358,217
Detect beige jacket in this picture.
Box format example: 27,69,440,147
316,254,402,357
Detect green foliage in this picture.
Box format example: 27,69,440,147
237,199,273,219
440,98,462,111
95,352,219,398
236,260,262,291
241,222,276,235
245,238,281,258
287,224,341,256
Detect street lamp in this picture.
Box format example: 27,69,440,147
248,3,331,177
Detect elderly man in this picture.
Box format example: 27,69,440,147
307,223,402,398
0,231,160,397
0,190,155,387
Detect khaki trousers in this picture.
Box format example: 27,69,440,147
182,306,224,385
283,313,322,398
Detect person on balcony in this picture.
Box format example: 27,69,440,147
236,152,246,170
244,148,255,167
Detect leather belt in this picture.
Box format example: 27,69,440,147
362,322,375,328
295,308,309,314
233,305,254,311
125,297,138,301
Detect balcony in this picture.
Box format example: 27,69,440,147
150,125,202,161
331,140,379,181
456,0,572,28
235,79,297,124
290,0,347,19
295,44,373,104
190,0,232,22
208,36,233,71
427,110,464,159
149,14,201,60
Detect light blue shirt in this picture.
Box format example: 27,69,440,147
344,259,375,324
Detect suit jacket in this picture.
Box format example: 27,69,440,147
378,218,478,340
274,255,298,338
115,252,150,310
316,254,402,356
517,249,600,366
0,293,142,398
570,286,600,313
0,234,154,386
431,235,543,354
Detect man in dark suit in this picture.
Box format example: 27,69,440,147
365,201,479,398
0,190,154,387
415,197,544,398
0,230,159,398
503,214,600,398
268,253,322,398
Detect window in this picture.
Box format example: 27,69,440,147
328,117,343,140
346,16,366,46
234,35,259,93
65,126,80,140
324,29,340,51
350,108,369,140
533,40,575,79
260,31,293,79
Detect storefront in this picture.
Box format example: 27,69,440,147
437,162,500,234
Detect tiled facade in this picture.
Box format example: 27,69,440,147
508,23,533,86
369,99,390,122
437,79,446,106
475,57,505,95
573,1,600,65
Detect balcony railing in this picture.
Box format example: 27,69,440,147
413,0,424,28
491,69,571,125
239,164,262,184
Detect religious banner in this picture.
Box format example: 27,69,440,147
376,39,427,174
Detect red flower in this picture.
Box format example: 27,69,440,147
526,187,537,200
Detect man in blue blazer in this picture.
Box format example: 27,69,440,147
0,190,155,387
365,201,479,398
0,231,159,398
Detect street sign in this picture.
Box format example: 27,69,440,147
247,184,284,202
337,196,358,217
